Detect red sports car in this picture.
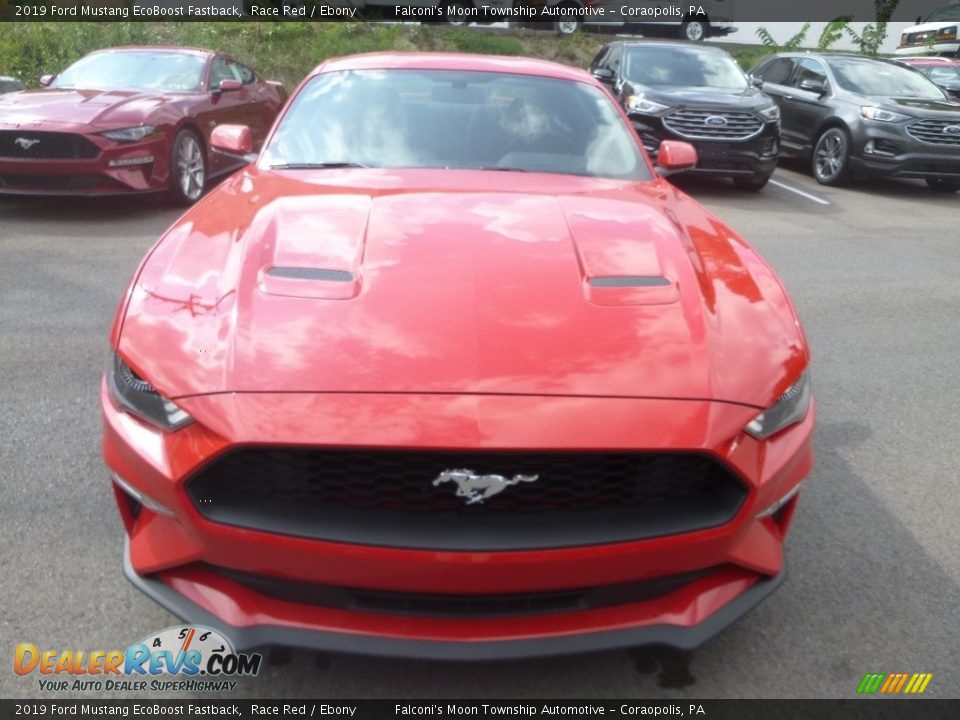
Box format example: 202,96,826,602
102,52,815,659
0,47,285,203
896,56,960,100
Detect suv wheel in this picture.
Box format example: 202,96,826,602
812,127,851,186
680,20,707,42
555,20,581,35
926,178,960,193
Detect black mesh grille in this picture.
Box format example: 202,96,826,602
0,174,122,191
206,564,718,618
906,119,960,147
187,449,747,550
589,276,670,288
267,267,354,282
663,110,763,141
0,131,100,159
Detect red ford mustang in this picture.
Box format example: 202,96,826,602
102,52,815,659
0,47,285,203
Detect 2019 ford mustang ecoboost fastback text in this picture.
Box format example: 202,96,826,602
102,52,815,659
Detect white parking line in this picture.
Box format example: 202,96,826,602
769,178,831,206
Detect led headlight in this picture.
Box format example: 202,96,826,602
860,107,910,123
757,105,780,122
626,95,670,114
101,126,158,142
108,354,192,431
745,373,811,440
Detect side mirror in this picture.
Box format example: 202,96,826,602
210,124,255,162
39,75,54,87
916,15,922,23
216,79,242,93
656,140,697,176
592,67,615,84
749,75,764,89
798,78,827,95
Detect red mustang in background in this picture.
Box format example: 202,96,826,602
103,52,814,659
0,47,285,203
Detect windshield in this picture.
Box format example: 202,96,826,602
52,52,206,92
623,46,748,90
829,58,946,98
260,69,649,180
926,6,960,21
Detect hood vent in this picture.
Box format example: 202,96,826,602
267,267,354,282
589,276,671,289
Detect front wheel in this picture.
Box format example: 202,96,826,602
733,173,772,192
555,20,581,35
926,177,960,193
440,0,470,24
169,129,206,205
811,127,851,186
680,20,707,42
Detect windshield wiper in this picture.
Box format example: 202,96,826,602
268,162,370,170
475,166,530,172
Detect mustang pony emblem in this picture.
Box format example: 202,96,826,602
14,138,40,150
433,469,539,505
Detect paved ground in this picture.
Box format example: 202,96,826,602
1,164,958,700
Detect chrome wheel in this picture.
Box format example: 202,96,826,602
812,129,849,185
683,21,706,42
175,133,205,202
556,20,580,35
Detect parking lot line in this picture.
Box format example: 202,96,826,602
769,178,831,206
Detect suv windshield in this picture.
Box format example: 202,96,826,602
52,52,206,92
925,5,960,21
829,58,946,98
623,46,748,91
260,69,649,180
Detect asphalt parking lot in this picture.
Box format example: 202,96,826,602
1,164,958,700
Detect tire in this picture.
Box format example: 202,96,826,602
811,127,851,186
555,20,581,35
926,178,960,193
440,0,470,24
733,173,771,192
679,20,707,42
169,129,206,205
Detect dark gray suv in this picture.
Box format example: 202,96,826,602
751,53,960,192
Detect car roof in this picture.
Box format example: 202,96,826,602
615,40,728,52
898,56,958,64
312,52,592,83
87,46,216,58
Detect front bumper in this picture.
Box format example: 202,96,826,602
850,124,960,180
0,124,170,196
103,387,814,659
631,114,779,179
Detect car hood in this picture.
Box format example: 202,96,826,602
0,87,173,128
118,169,807,408
877,95,960,116
630,84,773,111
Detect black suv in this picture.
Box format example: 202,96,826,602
589,41,780,191
751,53,960,192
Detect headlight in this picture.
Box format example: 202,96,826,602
860,107,910,123
101,126,158,142
626,95,670,114
757,105,780,122
745,373,811,440
107,354,192,431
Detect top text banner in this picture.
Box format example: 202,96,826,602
0,0,955,23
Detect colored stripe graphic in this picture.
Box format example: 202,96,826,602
858,672,932,694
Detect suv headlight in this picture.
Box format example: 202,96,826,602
107,354,193,431
758,105,780,122
101,126,158,142
626,95,670,114
860,107,910,123
745,373,811,440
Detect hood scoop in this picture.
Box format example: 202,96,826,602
255,194,370,300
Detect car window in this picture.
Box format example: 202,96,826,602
605,46,623,75
791,58,828,90
624,46,747,90
51,51,205,92
590,47,610,72
237,63,256,86
924,66,960,87
261,69,650,180
756,58,795,86
925,5,960,21
210,57,242,88
829,58,945,98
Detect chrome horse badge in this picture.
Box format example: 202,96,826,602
433,469,539,505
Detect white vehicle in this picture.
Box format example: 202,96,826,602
894,3,960,56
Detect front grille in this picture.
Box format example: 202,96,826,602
906,119,960,146
207,564,718,618
0,173,121,191
0,130,100,159
187,449,747,551
663,110,763,141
